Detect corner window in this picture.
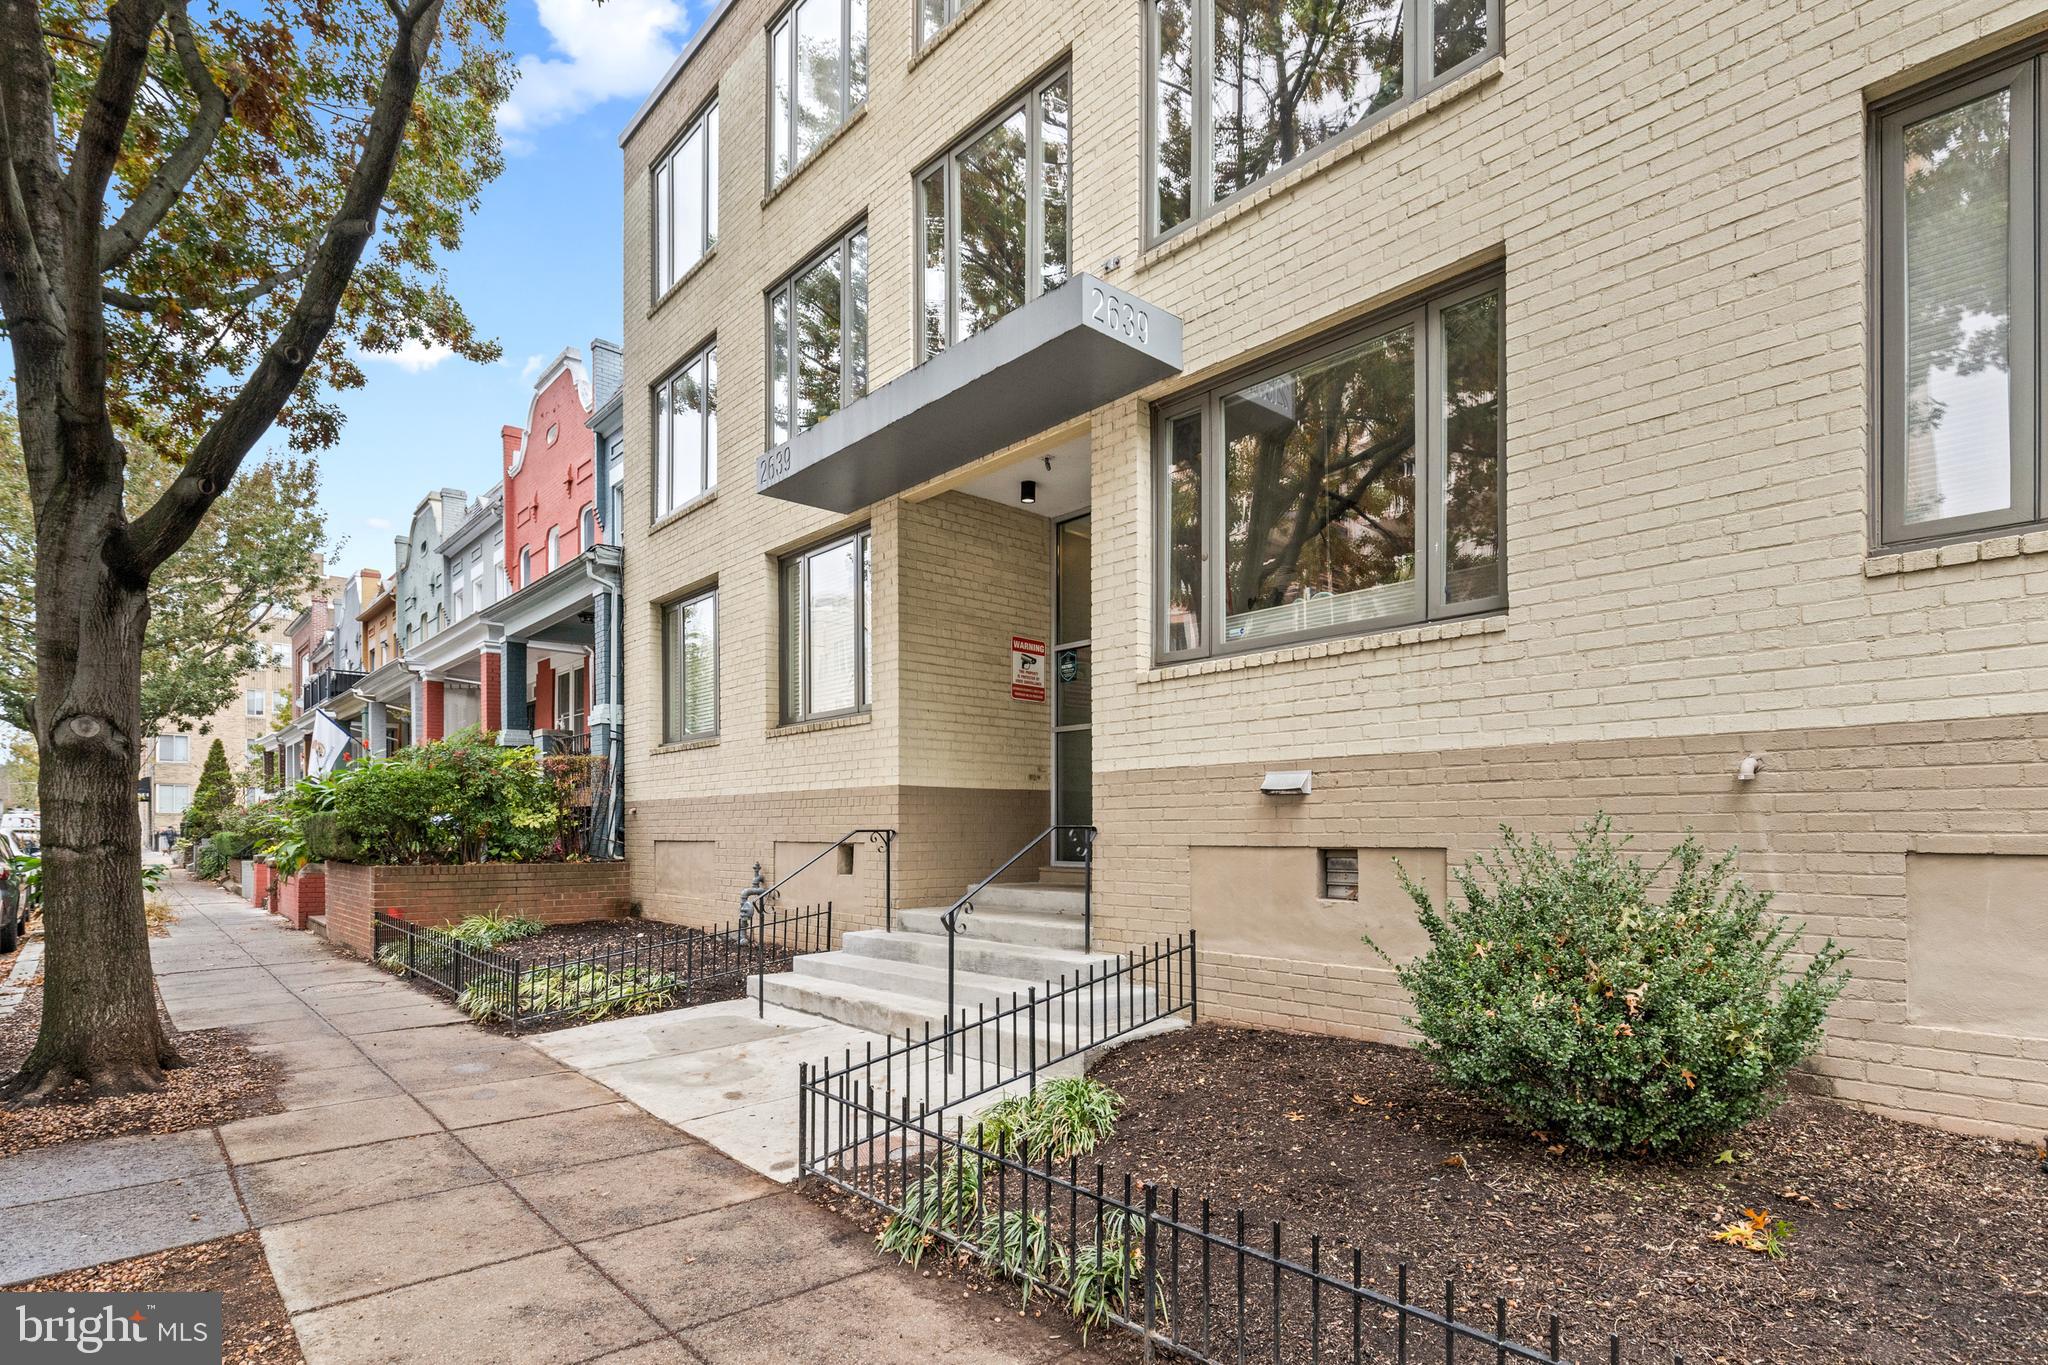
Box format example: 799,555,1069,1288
1150,0,1501,237
656,341,719,516
1156,273,1502,660
1876,57,2044,547
769,0,867,187
769,225,868,443
663,588,719,741
654,99,719,297
917,68,1070,362
781,528,872,722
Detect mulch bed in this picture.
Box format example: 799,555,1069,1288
0,926,285,1160
380,917,763,1034
1078,1024,2048,1365
12,1232,305,1364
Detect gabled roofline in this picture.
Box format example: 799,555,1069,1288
618,0,741,149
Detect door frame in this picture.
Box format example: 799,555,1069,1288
1050,511,1091,864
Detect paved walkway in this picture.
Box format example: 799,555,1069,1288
2,876,1084,1365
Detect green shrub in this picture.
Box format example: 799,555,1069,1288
877,1152,984,1268
443,912,545,953
183,739,235,842
194,834,234,880
968,1077,1122,1161
1378,817,1850,1155
323,729,560,865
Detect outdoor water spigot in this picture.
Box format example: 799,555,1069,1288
739,860,765,931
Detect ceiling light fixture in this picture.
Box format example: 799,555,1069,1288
1020,479,1037,505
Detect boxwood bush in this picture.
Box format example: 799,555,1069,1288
1381,817,1849,1155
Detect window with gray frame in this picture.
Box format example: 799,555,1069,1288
917,67,1070,362
1875,54,2047,547
781,528,872,722
1156,273,1502,660
917,0,972,46
769,0,867,187
653,99,718,298
655,341,718,516
1149,0,1500,238
769,225,868,443
663,588,718,741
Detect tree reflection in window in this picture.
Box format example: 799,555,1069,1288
918,69,1072,361
769,225,869,444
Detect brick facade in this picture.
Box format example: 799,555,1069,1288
505,359,599,590
273,866,326,931
323,860,633,956
616,0,2048,1135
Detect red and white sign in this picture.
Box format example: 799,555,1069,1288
1010,636,1047,702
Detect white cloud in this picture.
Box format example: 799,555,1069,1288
362,339,456,373
365,516,393,531
501,0,690,138
519,353,548,383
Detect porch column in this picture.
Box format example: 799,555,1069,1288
421,679,446,742
364,698,389,757
499,639,531,745
480,647,503,737
588,587,617,751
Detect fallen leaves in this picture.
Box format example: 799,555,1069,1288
1709,1207,1794,1260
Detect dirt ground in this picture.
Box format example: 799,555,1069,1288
11,1233,305,1363
1081,1025,2048,1365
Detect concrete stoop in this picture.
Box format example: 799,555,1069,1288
759,877,1183,1101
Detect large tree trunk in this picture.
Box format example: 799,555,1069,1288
6,428,178,1099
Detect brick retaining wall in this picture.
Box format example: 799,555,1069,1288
275,867,327,930
324,860,631,956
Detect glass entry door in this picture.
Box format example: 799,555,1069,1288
1052,515,1091,862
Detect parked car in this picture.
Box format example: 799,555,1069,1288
1,828,37,954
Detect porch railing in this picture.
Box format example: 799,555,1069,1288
938,823,1095,1065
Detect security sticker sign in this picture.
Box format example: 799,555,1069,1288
1010,637,1047,702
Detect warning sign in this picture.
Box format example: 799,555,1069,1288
1010,636,1047,702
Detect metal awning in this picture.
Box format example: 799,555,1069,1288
754,274,1182,512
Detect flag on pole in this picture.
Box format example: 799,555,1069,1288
308,709,352,777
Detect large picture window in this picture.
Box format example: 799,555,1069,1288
769,225,869,443
917,68,1071,362
770,0,867,187
655,342,718,517
663,589,718,741
781,529,872,722
653,100,718,297
1156,274,1502,660
1876,56,2045,548
1149,0,1500,237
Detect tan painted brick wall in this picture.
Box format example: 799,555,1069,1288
618,0,2048,1134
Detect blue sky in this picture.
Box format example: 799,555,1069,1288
323,0,702,570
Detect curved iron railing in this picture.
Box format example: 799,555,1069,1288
939,823,1095,1066
737,827,896,1012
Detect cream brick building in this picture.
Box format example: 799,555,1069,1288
617,0,2048,1136
140,606,294,840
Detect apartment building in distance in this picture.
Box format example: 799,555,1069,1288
141,605,295,840
617,0,2048,1137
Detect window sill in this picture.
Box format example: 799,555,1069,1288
1142,613,1506,684
647,246,717,321
651,735,719,755
907,0,987,71
768,710,872,739
649,488,718,535
1134,56,1505,276
1865,529,2048,578
760,105,869,211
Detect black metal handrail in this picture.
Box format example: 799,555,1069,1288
739,827,896,937
939,824,1095,1065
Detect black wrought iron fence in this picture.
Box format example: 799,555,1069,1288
805,1103,1669,1365
372,901,833,1028
801,932,1195,1126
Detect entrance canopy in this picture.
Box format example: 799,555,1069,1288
754,275,1182,513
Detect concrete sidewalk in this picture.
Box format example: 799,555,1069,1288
3,875,1085,1365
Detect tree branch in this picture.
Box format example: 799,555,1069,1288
102,251,315,314
122,1,448,579
0,0,69,352
97,1,234,275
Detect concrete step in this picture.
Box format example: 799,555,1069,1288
305,914,329,942
839,927,1114,984
968,883,1084,915
762,968,1163,1056
896,906,1085,951
791,951,1044,1010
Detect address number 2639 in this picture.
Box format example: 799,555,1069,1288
1089,287,1150,345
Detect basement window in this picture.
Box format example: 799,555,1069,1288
1321,849,1359,901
